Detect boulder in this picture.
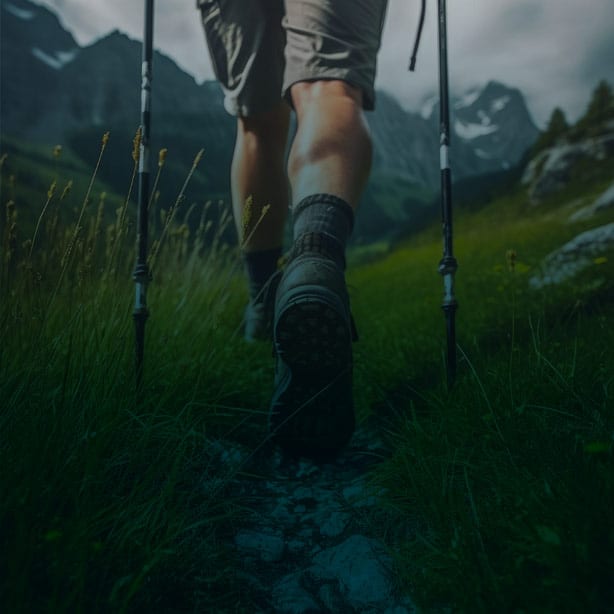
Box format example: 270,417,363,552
309,535,396,610
569,181,614,222
529,222,614,288
522,133,614,203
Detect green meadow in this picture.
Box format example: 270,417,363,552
1,112,613,613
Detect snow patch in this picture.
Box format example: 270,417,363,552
420,95,438,119
454,89,480,109
455,120,498,140
31,47,78,70
57,49,78,65
491,96,510,113
474,148,492,159
4,2,34,19
477,110,491,125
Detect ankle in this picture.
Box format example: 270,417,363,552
243,246,283,301
291,194,354,269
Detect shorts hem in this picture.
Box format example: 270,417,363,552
283,68,377,111
222,92,285,118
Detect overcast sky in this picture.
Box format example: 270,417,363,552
35,0,614,127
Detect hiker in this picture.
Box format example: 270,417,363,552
197,0,388,455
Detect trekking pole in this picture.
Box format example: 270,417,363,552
133,0,154,390
410,0,458,387
435,0,458,387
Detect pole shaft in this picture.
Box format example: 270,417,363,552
133,0,154,389
437,0,458,387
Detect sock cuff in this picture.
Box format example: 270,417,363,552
289,231,346,269
293,194,355,232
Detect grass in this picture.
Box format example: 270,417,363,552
348,165,614,612
1,134,613,612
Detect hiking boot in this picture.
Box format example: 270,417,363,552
268,253,355,456
243,270,281,342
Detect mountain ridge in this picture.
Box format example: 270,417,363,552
1,0,541,243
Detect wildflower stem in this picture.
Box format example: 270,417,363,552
29,182,56,259
51,132,109,311
148,149,203,273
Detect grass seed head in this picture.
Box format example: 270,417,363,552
53,145,62,159
102,132,110,146
60,180,73,201
158,148,168,167
132,128,142,163
193,148,204,168
47,180,57,200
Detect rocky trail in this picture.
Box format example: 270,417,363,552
204,416,418,613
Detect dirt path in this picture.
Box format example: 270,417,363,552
205,416,418,613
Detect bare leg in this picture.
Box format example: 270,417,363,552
231,101,291,251
287,80,373,211
268,81,373,452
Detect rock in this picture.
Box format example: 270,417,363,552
522,133,614,203
529,222,614,288
310,535,396,609
287,538,307,554
206,421,418,612
343,478,386,508
569,181,614,222
317,583,346,611
272,572,321,614
319,511,351,538
293,486,315,501
234,529,286,563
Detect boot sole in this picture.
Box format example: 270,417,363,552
269,287,354,456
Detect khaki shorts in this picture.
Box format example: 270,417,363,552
196,0,388,116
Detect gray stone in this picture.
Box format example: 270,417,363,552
529,222,614,288
522,133,614,202
272,572,321,614
569,181,614,222
298,527,314,542
342,479,385,508
235,529,285,563
296,460,319,478
318,583,346,612
319,511,350,538
293,486,314,500
287,538,307,554
310,535,395,609
270,500,294,524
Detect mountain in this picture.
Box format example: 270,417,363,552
422,82,539,173
0,0,540,243
0,0,78,135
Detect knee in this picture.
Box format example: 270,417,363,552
290,80,364,116
237,102,290,152
288,80,372,170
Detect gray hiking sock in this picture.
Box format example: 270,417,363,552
291,194,354,269
243,246,283,301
